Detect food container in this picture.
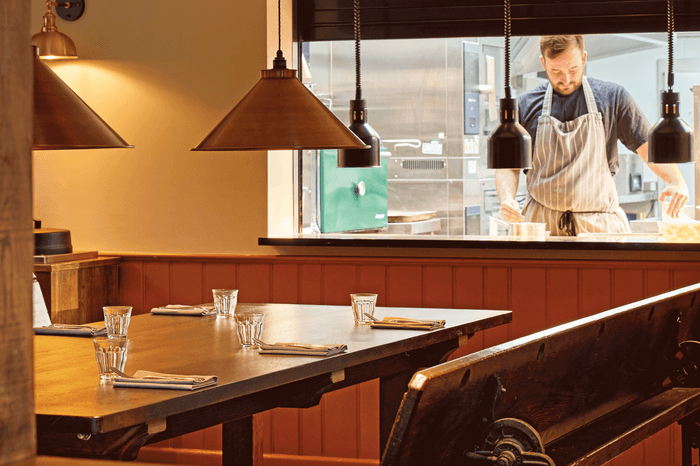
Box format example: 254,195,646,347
489,217,548,238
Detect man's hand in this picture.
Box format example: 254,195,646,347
636,142,689,218
659,179,689,218
500,199,524,222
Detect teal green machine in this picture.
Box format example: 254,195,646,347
318,149,388,233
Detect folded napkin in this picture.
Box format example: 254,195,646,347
33,324,108,337
150,305,215,316
258,342,347,357
113,370,218,390
369,316,446,330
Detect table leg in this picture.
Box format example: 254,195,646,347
222,416,257,466
379,370,415,455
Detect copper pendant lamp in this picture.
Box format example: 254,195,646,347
32,45,132,255
337,0,381,168
31,1,84,60
32,47,133,150
487,0,532,169
192,0,368,151
649,0,693,164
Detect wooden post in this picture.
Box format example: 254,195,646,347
0,0,35,464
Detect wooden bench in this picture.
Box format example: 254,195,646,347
381,283,700,466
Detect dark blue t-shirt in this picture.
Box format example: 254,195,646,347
517,77,650,175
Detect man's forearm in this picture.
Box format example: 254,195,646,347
636,142,685,184
495,169,521,202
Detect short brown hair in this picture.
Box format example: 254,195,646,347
540,35,584,60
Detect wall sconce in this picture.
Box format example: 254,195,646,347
487,0,532,169
192,0,367,151
337,0,381,168
649,0,693,164
31,0,85,60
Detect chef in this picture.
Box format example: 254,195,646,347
496,35,689,236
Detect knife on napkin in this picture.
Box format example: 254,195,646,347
113,370,218,390
33,324,108,337
151,305,215,316
369,316,445,330
258,341,347,356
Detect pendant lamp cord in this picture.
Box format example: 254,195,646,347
278,0,282,52
354,0,362,101
667,0,674,91
504,0,512,99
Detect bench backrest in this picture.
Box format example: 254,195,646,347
381,283,700,466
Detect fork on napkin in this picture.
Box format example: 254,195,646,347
256,339,347,357
150,305,215,316
113,370,218,390
33,324,107,337
369,316,445,330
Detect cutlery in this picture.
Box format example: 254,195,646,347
110,367,206,383
253,338,338,351
49,324,102,330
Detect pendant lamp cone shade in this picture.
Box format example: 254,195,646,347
32,48,133,150
487,0,531,169
649,91,693,163
488,98,532,169
338,100,381,167
193,54,368,151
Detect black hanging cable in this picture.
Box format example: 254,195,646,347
354,0,362,101
273,0,285,68
504,0,512,99
667,0,674,91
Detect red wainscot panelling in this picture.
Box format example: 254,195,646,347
118,254,700,466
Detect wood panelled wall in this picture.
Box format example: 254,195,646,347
117,254,700,466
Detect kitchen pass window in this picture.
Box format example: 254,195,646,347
295,33,699,238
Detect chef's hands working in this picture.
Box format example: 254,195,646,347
500,199,524,223
659,178,689,219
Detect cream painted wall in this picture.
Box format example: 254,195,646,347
31,0,279,254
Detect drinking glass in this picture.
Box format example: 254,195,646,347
351,293,378,324
213,289,238,318
93,337,128,380
234,312,264,348
103,306,132,338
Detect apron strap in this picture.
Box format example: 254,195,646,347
542,84,554,117
581,76,598,114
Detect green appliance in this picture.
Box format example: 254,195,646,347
318,149,388,233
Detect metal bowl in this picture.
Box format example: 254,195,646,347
510,222,547,237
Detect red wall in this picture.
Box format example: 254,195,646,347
117,254,700,466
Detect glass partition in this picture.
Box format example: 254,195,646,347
298,33,700,239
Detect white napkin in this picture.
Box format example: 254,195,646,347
258,342,347,357
33,324,108,337
150,305,215,316
369,317,446,330
113,370,218,390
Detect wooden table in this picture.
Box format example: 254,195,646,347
34,303,511,465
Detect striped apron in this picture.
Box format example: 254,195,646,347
522,76,630,236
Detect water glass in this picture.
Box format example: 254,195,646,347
234,312,264,348
103,306,132,338
351,293,378,324
93,337,128,380
213,289,238,318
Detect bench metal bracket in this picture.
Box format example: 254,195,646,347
464,418,555,466
670,340,700,387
